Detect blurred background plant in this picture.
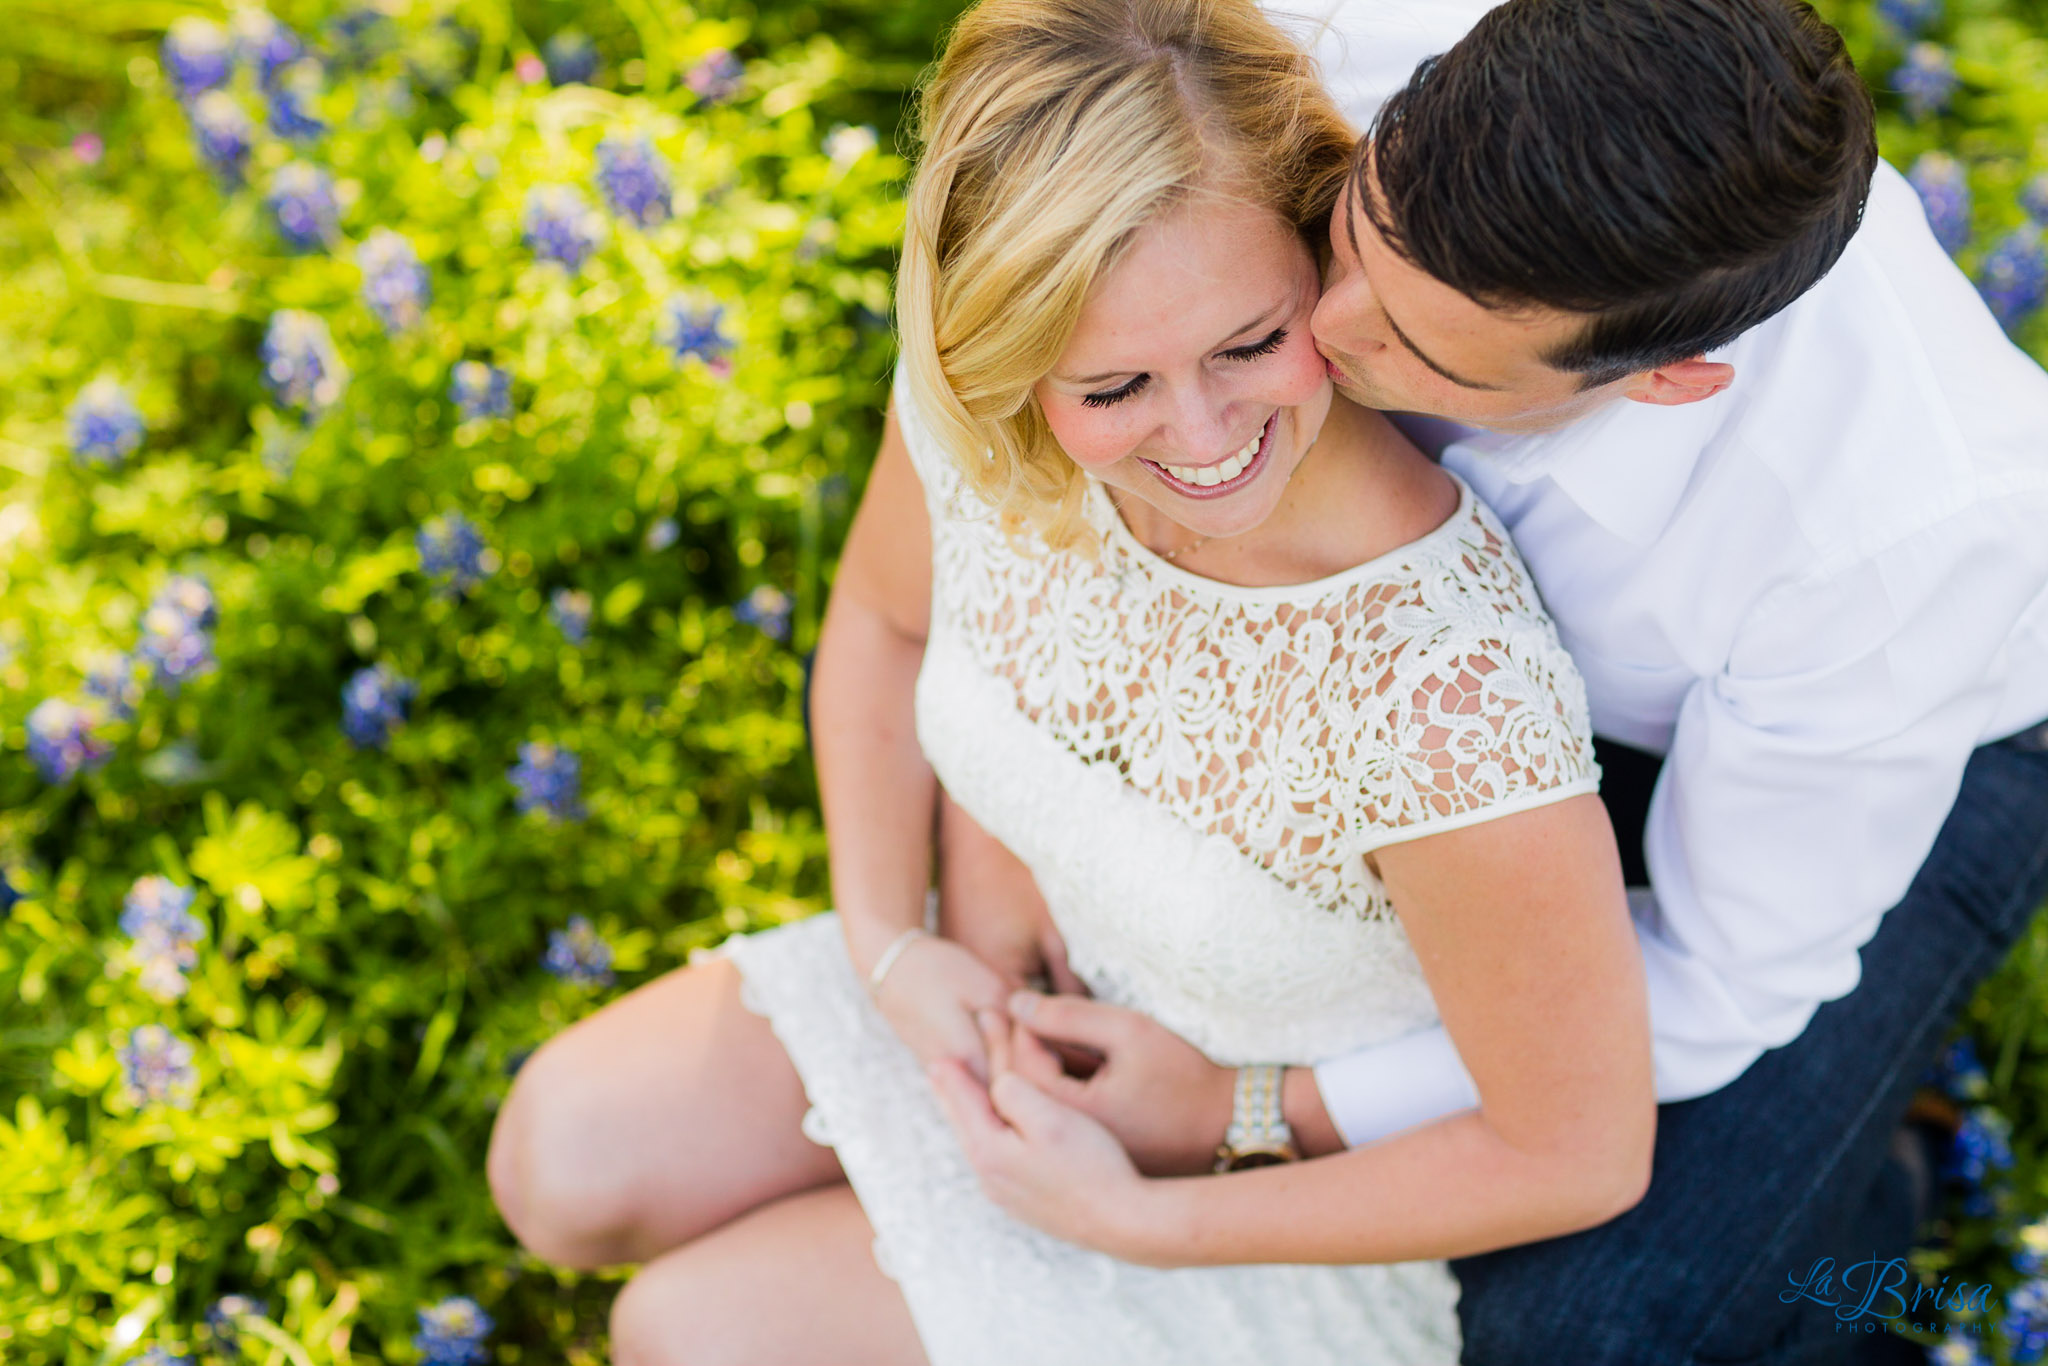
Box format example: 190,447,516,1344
1,0,2046,1361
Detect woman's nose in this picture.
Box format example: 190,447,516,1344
1160,381,1236,463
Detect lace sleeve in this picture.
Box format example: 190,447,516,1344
1359,622,1602,853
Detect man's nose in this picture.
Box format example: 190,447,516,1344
1311,273,1382,358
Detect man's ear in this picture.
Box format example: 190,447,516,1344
1621,359,1735,408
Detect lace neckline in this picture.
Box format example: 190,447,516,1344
1084,468,1476,603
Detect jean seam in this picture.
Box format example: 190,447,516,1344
1682,821,2048,1361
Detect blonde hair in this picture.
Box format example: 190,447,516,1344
897,0,1357,551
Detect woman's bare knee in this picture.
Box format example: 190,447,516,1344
486,954,842,1269
609,1185,927,1366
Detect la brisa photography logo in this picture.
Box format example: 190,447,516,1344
1781,1253,1997,1343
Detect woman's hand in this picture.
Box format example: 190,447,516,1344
868,932,1014,1083
927,1010,1157,1258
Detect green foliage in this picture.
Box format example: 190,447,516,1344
0,0,932,1359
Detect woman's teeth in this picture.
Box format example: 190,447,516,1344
1158,428,1262,488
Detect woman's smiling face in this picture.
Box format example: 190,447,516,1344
1032,188,1333,545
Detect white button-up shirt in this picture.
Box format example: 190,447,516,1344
1293,0,2048,1145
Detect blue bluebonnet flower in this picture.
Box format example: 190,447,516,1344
120,1024,198,1108
416,512,490,597
1908,152,1972,254
137,576,218,692
1941,1105,2015,1216
162,17,233,100
27,697,113,783
509,742,585,821
549,588,593,644
658,297,732,368
0,867,23,919
543,916,615,986
1892,43,1959,120
543,29,599,85
1877,0,1941,37
522,185,606,269
825,124,878,169
188,90,254,181
684,49,744,105
155,575,218,633
341,664,417,749
1926,1034,1991,1101
2018,1218,2048,1277
2022,173,2048,226
594,134,673,227
1978,228,2048,332
266,59,328,140
2007,1280,2048,1363
358,229,431,332
230,11,303,86
121,875,206,1002
66,378,146,465
261,309,348,414
644,517,680,552
415,1297,494,1365
265,161,339,253
204,1296,271,1355
449,361,513,421
84,651,147,720
735,585,793,641
324,8,396,69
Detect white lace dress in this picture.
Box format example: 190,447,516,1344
717,372,1600,1366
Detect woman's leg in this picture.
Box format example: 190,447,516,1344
609,1183,929,1366
487,954,845,1269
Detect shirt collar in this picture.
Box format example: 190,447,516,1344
1447,362,1744,547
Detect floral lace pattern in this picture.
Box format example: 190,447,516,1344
906,379,1600,925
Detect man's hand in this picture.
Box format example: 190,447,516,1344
995,990,1238,1176
936,791,1087,995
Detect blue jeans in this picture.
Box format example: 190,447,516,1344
1451,731,2048,1365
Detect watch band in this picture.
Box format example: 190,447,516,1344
1214,1063,1300,1172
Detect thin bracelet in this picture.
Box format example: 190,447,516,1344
866,926,932,996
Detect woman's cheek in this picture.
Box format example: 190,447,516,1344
1043,402,1133,475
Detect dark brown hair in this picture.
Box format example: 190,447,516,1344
1362,0,1879,386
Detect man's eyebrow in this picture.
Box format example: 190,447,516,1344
1058,303,1287,386
1381,305,1507,392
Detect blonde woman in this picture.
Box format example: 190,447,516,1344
487,0,1652,1360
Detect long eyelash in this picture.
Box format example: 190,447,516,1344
1225,327,1288,361
1077,327,1286,408
1081,374,1150,408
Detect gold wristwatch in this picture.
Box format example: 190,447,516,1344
1213,1063,1300,1172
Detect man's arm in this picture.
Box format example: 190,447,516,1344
1317,510,2048,1147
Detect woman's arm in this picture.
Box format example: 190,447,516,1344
932,791,1655,1265
814,402,1012,1073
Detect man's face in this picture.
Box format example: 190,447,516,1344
1311,168,1631,434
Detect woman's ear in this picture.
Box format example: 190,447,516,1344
1621,359,1735,408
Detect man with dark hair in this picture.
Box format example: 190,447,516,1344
934,0,2048,1359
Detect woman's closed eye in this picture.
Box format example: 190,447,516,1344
1078,327,1291,409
